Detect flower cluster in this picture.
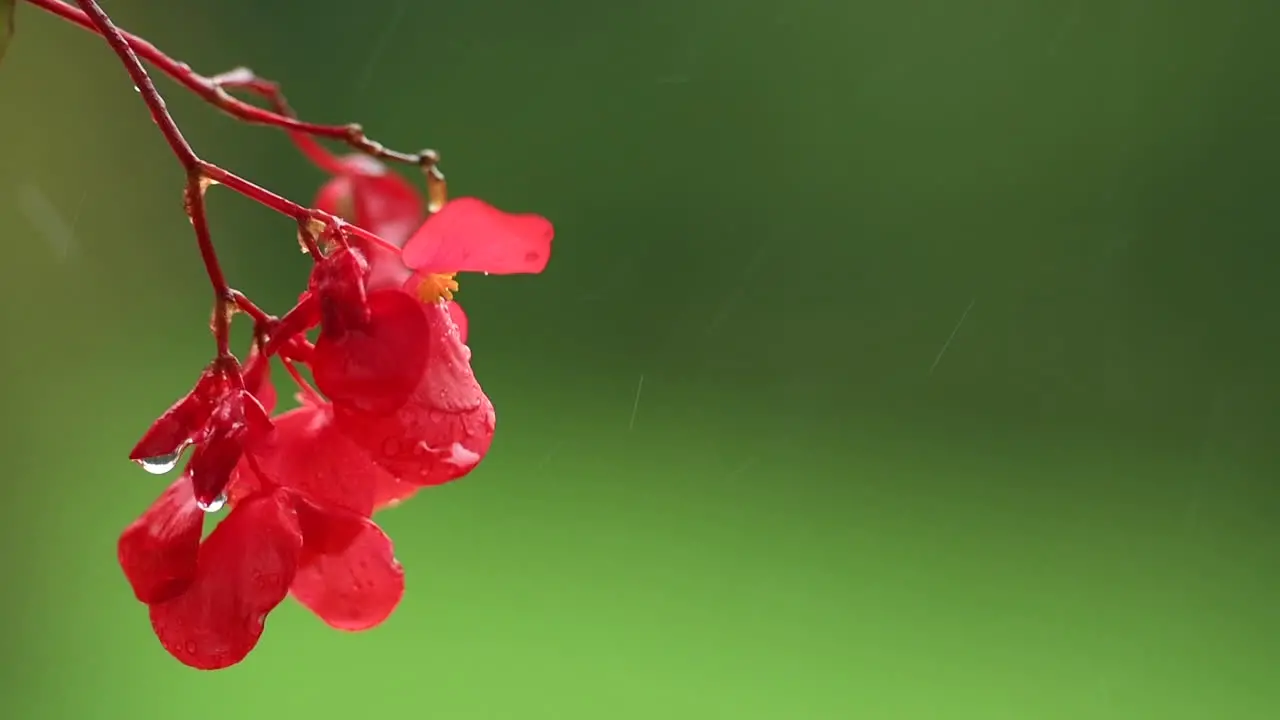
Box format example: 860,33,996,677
121,161,552,670
8,0,553,670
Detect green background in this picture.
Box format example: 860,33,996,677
2,0,1278,717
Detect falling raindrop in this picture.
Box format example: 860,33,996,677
137,448,186,475
197,493,227,513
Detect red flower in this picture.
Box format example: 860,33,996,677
120,357,405,669
310,163,553,487
121,155,553,670
129,351,272,509
313,155,555,343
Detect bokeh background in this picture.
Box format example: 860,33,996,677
2,0,1279,717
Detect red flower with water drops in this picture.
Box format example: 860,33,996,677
307,158,554,487
119,185,553,669
130,352,272,508
121,351,406,669
308,180,553,487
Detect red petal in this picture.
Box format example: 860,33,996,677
224,457,262,508
118,475,203,603
186,391,273,507
129,364,232,462
396,276,470,346
401,197,554,275
242,344,277,415
243,403,400,516
312,289,429,416
363,242,414,292
311,247,372,336
446,300,469,345
291,502,404,631
148,490,303,670
349,170,424,248
332,299,495,486
373,479,421,510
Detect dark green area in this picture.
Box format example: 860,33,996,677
0,0,1277,717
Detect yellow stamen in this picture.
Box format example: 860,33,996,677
417,272,459,303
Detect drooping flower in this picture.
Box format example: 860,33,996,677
120,351,406,669
308,158,554,486
129,351,272,509
121,152,555,670
305,202,553,488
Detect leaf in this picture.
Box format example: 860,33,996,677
0,0,13,66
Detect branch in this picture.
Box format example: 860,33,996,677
67,0,403,359
70,0,236,358
26,0,433,168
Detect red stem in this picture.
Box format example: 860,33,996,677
208,67,350,175
281,358,324,406
228,290,273,327
25,0,432,167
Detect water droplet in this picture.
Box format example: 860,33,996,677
197,493,227,513
137,447,186,475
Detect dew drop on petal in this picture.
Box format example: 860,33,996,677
137,448,186,475
197,493,227,513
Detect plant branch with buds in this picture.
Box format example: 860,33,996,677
24,0,426,358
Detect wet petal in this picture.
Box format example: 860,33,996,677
129,363,232,462
312,289,430,416
363,242,415,292
333,300,495,487
244,403,397,516
311,247,371,336
373,479,421,510
148,490,302,670
186,390,273,507
118,475,203,604
242,344,277,415
291,502,405,631
223,457,262,508
401,197,554,276
446,300,469,345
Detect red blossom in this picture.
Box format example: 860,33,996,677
122,426,408,668
130,355,273,507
